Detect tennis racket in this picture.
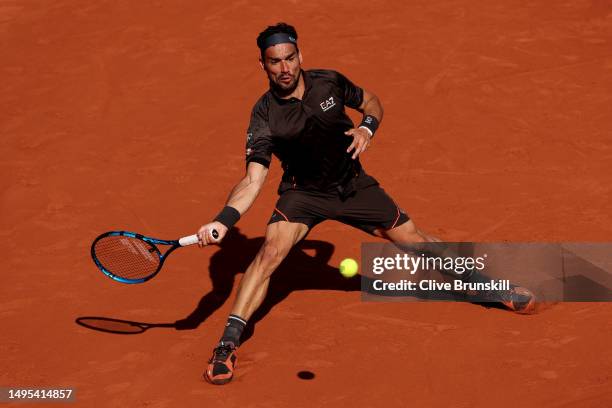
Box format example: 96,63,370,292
90,229,218,284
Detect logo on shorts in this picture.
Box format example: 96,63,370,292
320,96,335,112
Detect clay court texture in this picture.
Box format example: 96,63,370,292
2,1,612,407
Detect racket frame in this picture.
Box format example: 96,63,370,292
90,231,182,284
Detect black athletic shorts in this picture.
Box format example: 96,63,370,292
268,183,410,234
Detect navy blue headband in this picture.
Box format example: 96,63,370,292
260,32,297,50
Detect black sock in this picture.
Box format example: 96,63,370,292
220,314,247,346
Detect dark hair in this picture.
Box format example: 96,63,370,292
256,22,298,56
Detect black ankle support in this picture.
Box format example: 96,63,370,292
220,314,247,346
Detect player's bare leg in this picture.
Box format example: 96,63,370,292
204,221,308,385
377,219,535,314
232,221,308,319
373,218,439,243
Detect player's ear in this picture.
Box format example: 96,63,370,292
298,50,303,64
259,55,264,70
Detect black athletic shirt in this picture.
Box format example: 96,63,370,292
246,69,377,193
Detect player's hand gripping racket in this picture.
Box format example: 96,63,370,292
90,230,218,284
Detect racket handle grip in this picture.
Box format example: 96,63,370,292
179,234,199,246
178,230,219,246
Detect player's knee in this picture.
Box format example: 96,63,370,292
259,240,286,270
384,220,425,243
401,220,419,235
402,230,424,243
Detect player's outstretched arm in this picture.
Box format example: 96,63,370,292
345,89,384,159
357,88,384,121
197,162,268,246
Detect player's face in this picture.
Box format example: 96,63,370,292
260,43,302,93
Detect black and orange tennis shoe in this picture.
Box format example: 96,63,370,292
499,285,536,314
204,341,237,385
469,283,537,314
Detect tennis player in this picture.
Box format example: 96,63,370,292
195,23,535,385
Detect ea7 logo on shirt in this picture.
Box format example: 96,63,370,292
320,96,336,112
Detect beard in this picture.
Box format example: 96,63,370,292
270,70,301,97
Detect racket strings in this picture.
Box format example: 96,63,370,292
93,236,161,280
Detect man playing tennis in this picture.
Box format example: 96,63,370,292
196,23,535,385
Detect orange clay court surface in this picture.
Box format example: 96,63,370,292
1,1,612,407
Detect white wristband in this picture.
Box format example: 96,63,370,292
358,125,373,136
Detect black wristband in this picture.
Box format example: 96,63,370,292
214,206,241,229
358,115,380,137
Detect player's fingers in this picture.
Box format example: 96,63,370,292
358,143,368,157
203,227,217,246
362,138,370,151
197,231,206,247
206,228,217,244
357,136,370,157
345,129,356,151
352,138,365,159
347,138,357,153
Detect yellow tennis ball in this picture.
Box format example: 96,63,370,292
339,258,359,278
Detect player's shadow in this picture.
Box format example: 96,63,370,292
75,228,358,338
174,227,359,343
75,229,529,337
